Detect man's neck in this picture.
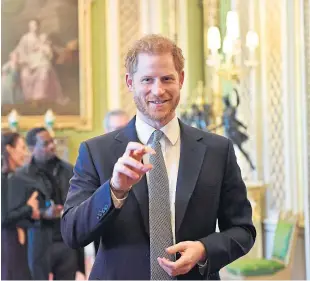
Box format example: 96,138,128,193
136,111,175,130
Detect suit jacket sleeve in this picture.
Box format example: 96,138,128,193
199,140,256,276
61,142,120,249
2,174,34,228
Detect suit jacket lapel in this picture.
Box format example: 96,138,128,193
175,121,207,234
114,117,149,235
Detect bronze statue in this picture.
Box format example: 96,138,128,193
211,89,255,170
180,103,212,131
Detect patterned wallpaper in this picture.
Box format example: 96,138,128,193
119,0,141,117
234,0,255,179
263,0,285,209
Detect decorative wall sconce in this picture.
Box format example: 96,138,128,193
8,110,19,132
44,109,56,137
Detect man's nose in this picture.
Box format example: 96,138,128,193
48,142,56,151
151,80,165,95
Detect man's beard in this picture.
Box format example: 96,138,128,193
133,94,179,123
35,153,55,163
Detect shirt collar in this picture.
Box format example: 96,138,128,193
135,113,180,145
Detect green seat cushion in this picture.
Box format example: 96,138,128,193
272,221,294,262
226,259,285,276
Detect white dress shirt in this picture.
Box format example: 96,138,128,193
111,113,180,244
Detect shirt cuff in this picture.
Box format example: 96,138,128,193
198,258,208,275
110,188,128,209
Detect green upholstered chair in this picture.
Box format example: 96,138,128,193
223,212,298,280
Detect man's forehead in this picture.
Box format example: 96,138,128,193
137,53,174,66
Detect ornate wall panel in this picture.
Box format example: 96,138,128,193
305,0,310,194
119,0,141,117
263,0,285,210
304,0,310,277
203,0,220,26
233,0,256,180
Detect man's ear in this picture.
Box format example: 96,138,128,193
126,73,134,92
5,144,13,155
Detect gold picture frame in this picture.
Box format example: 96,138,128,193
1,0,93,130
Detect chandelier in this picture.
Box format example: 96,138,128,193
207,10,259,70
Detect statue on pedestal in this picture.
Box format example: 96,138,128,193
211,89,256,170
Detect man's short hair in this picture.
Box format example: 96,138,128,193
25,127,47,147
125,34,184,76
103,110,128,131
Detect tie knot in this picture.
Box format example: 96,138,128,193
151,130,164,144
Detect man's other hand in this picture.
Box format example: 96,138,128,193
158,241,206,277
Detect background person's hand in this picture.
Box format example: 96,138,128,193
52,204,64,218
27,191,40,219
27,190,39,210
31,208,41,220
110,142,155,197
43,204,64,219
157,241,206,277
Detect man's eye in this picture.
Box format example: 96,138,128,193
163,77,173,81
142,78,152,83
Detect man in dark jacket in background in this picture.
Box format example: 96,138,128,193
9,127,85,280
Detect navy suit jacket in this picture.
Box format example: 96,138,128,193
61,117,256,280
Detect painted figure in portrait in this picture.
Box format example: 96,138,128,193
1,0,80,116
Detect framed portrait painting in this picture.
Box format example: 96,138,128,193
1,0,92,130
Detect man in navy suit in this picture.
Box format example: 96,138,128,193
61,34,256,280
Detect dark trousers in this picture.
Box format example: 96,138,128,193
28,228,78,280
1,228,32,280
51,241,78,280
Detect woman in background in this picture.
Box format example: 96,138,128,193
1,132,39,280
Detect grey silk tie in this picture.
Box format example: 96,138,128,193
148,130,174,280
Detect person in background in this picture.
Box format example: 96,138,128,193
1,132,39,280
61,34,255,280
103,109,129,133
9,127,85,280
